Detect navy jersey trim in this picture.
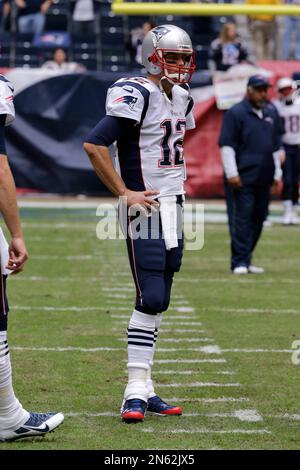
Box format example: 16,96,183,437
0,75,14,93
186,97,194,116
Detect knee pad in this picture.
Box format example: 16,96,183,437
137,275,165,314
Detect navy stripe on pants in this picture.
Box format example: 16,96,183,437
282,144,300,204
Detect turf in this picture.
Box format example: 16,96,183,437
0,204,300,450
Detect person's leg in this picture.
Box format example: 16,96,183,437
250,20,265,61
251,185,271,259
146,237,184,416
18,15,32,34
290,147,300,223
33,13,45,35
294,18,300,60
0,271,29,436
263,21,275,60
230,185,256,270
224,181,236,269
122,213,166,422
282,146,294,224
282,17,293,60
0,267,64,441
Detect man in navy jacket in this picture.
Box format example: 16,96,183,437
218,74,282,274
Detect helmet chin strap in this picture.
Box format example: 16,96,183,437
161,75,176,86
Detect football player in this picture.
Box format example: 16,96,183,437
273,77,300,224
84,25,195,423
0,74,64,441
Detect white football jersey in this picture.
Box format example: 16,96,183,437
106,76,195,197
273,98,300,145
0,75,15,126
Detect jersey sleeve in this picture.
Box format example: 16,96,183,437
0,77,15,126
106,82,145,123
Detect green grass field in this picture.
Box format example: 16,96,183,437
1,202,300,450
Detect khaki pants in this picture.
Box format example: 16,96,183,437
249,19,276,61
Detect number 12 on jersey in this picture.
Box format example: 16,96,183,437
159,119,186,167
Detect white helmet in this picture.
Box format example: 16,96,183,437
141,24,195,84
277,77,297,102
277,77,296,91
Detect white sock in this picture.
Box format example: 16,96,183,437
283,200,293,212
0,332,29,430
147,313,162,399
124,310,156,401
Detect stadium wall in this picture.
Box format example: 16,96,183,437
2,62,300,197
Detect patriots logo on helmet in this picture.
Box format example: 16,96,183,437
113,95,138,110
152,26,170,44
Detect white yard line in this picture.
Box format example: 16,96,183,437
11,346,125,352
142,428,271,435
12,304,300,316
118,321,204,326
184,278,300,285
164,397,250,403
112,328,206,334
64,409,262,422
118,338,212,343
156,382,241,388
10,345,220,353
267,413,300,421
152,370,236,376
112,314,197,320
204,307,300,315
154,359,226,364
160,329,206,333
222,348,294,353
12,276,300,285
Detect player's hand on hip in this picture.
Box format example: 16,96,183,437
7,236,28,275
271,180,281,196
227,176,242,189
123,189,160,213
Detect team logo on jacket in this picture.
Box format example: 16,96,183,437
113,95,138,110
264,116,274,125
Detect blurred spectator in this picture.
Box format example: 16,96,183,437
127,21,155,68
246,0,280,60
209,22,248,71
15,0,52,34
0,0,11,32
41,47,86,72
282,0,300,60
71,0,95,35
